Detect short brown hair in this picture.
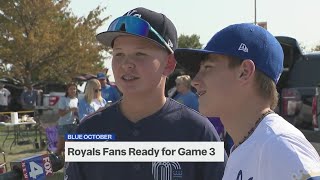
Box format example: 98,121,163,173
227,56,279,109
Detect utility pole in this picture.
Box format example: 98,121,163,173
254,0,257,25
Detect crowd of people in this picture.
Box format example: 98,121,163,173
54,73,121,155
0,83,39,114
1,5,320,180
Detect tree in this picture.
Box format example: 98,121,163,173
175,34,202,72
0,0,109,85
178,34,202,49
165,34,203,96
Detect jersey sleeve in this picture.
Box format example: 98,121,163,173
259,134,320,179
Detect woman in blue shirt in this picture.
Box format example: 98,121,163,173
78,79,107,122
173,75,199,111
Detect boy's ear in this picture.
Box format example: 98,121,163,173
238,59,255,83
163,54,176,76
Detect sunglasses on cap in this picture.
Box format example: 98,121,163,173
94,89,102,93
108,16,173,53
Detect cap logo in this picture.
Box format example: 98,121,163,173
238,43,248,53
167,39,173,48
125,10,141,18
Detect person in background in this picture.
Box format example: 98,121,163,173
55,82,78,156
0,82,11,112
96,72,121,103
20,84,38,129
78,79,106,121
165,69,186,98
173,75,199,111
20,84,38,110
103,67,112,85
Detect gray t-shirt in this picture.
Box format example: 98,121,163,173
0,88,10,106
58,97,78,125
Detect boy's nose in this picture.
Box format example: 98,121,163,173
121,58,135,69
191,74,201,89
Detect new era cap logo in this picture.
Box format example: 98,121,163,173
238,43,248,53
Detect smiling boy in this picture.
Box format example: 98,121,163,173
174,23,320,179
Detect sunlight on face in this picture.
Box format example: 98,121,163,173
111,35,170,96
192,54,238,117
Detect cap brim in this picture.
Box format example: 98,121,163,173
96,31,166,50
96,31,134,47
174,48,217,75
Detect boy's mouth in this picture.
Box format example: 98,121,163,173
121,75,139,81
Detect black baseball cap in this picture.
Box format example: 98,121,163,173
96,7,177,53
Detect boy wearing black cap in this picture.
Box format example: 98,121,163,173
65,7,225,180
175,23,320,179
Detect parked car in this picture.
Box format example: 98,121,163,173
276,36,320,130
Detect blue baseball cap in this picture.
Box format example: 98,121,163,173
174,23,284,83
96,72,107,80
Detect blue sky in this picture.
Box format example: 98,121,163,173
69,0,320,81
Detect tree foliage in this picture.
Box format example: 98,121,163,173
0,0,110,85
165,34,203,95
178,34,202,49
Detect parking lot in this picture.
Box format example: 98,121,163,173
302,130,320,154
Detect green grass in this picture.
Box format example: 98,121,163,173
0,125,64,179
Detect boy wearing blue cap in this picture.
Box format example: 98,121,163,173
65,7,225,180
175,23,320,179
